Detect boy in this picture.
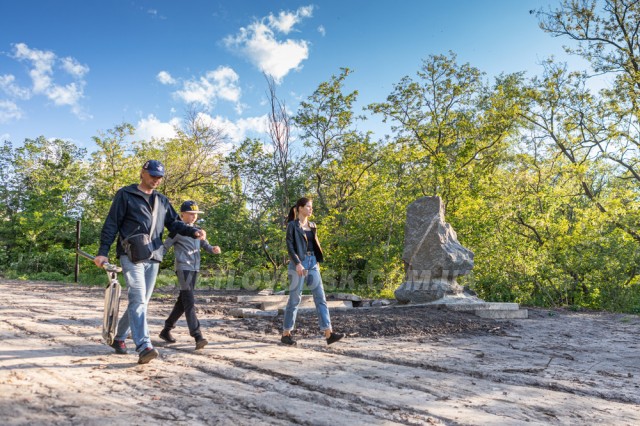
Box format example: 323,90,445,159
159,200,221,350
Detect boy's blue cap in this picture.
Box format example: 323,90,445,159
180,200,204,214
142,160,165,177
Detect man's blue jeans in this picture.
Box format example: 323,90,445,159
116,255,159,353
283,255,331,332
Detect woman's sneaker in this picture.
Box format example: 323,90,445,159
110,339,128,354
326,332,344,345
280,335,297,346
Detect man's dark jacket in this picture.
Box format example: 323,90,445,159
286,219,324,265
98,184,198,261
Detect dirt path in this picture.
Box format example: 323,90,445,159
1,280,638,425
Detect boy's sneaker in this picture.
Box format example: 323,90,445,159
138,347,159,364
195,337,208,350
159,328,176,343
280,335,297,346
326,332,344,345
110,339,128,355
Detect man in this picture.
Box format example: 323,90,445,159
94,160,206,364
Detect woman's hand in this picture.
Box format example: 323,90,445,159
296,262,305,277
212,246,221,254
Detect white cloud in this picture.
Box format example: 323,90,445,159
48,82,83,106
0,75,30,99
317,25,326,37
207,67,241,102
157,71,176,85
173,66,241,108
61,57,89,77
0,100,23,123
135,112,268,146
223,5,314,82
13,42,55,94
298,5,314,18
10,43,89,118
135,114,180,141
196,112,269,144
147,9,166,19
267,5,314,34
0,132,10,142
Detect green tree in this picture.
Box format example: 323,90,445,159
294,68,379,216
86,123,139,226
367,52,523,214
536,1,640,242
294,68,388,290
0,137,88,273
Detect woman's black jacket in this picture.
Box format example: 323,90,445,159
286,219,324,265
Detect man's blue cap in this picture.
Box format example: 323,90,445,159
142,160,165,177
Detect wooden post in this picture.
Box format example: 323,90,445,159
75,220,81,283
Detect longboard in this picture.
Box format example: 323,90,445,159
102,269,121,345
76,249,122,345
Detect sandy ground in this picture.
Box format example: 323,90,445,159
0,279,639,426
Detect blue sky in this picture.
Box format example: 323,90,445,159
0,0,583,152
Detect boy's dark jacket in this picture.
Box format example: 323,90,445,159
286,219,324,265
98,184,199,260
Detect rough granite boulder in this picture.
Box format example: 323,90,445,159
394,196,474,303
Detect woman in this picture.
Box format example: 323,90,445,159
281,197,344,346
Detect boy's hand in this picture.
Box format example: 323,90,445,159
212,246,221,254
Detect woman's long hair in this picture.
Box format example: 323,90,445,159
287,197,311,222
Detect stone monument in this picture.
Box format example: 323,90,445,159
394,196,475,303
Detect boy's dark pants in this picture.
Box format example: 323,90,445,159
164,270,202,339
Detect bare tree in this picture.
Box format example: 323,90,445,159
266,74,293,227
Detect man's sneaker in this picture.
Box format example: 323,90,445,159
138,347,159,364
280,335,297,346
326,332,344,345
159,328,176,343
110,339,128,355
195,337,208,350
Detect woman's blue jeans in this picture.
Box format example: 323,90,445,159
283,255,331,332
115,255,159,352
